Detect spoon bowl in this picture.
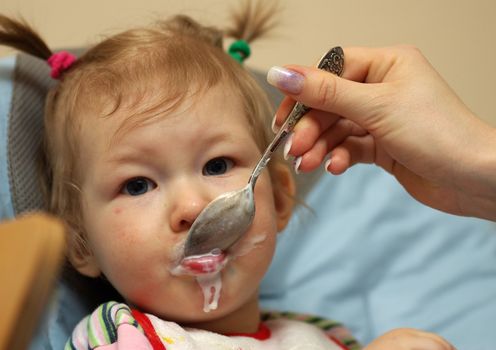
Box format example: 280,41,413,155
182,47,345,259
182,184,254,257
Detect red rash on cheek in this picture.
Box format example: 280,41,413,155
113,207,123,215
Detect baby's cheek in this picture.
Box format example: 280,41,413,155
101,237,162,300
95,224,157,282
98,231,140,271
231,231,275,275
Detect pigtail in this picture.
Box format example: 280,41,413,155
225,0,278,44
0,14,52,59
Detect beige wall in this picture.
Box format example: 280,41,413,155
2,0,495,124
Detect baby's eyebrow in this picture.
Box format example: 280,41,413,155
107,153,140,165
105,131,245,165
203,133,240,145
105,144,158,165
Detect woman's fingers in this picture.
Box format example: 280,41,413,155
325,135,375,174
278,66,385,126
272,96,295,131
268,46,409,132
291,122,372,173
287,109,342,156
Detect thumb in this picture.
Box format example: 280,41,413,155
267,65,386,128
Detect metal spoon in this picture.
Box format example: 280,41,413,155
182,47,345,258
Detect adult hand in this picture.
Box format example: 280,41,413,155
364,328,455,350
267,46,496,221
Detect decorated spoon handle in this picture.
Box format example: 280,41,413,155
248,46,345,187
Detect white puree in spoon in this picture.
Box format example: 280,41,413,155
170,234,267,313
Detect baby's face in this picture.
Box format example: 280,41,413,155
76,84,287,325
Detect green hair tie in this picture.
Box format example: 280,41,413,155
228,40,251,63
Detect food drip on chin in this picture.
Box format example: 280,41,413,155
171,233,267,313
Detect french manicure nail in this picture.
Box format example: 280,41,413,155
294,156,302,174
324,156,332,173
271,114,279,134
267,66,305,94
283,133,293,160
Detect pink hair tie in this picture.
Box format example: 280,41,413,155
47,51,77,79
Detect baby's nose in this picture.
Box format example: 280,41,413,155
169,180,211,233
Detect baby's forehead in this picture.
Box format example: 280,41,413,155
79,81,249,147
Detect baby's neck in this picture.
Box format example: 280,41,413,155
183,294,260,334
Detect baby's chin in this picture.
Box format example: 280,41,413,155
131,281,254,324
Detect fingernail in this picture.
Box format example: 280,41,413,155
283,133,293,160
294,156,302,174
267,66,305,94
271,114,279,134
324,156,332,173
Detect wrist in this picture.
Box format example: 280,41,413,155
459,120,496,220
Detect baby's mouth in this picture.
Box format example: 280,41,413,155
173,231,266,277
179,249,227,275
170,249,227,313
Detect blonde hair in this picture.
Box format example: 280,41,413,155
0,3,287,260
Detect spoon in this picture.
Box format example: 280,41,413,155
182,46,345,259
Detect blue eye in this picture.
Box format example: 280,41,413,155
203,157,233,176
121,177,156,196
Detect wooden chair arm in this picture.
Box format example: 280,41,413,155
0,213,65,350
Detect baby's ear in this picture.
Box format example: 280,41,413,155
271,162,296,231
68,233,101,278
